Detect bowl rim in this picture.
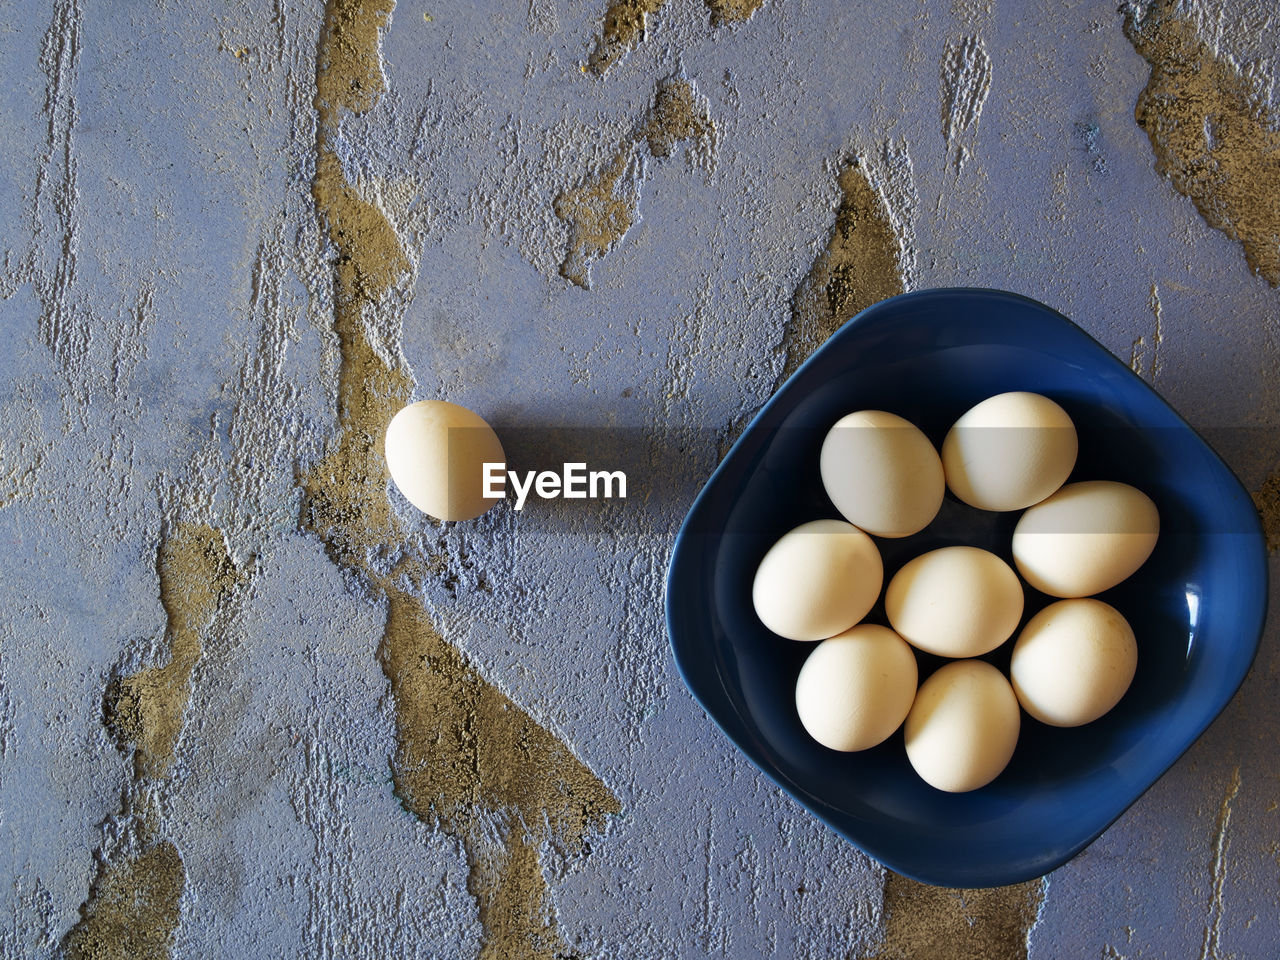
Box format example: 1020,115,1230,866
664,285,1269,887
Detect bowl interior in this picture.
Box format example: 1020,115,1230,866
667,288,1267,886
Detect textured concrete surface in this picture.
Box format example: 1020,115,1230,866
1,0,1278,957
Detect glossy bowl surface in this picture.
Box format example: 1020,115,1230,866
665,287,1267,886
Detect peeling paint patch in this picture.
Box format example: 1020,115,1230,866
106,524,241,780
67,524,238,960
555,74,715,288
588,0,668,76
305,4,618,957
63,833,185,960
587,0,767,74
381,590,619,960
940,35,992,173
304,0,414,566
554,150,643,291
466,826,566,960
641,76,716,159
779,157,905,384
720,149,910,454
380,591,620,844
1123,1,1280,285
868,873,1046,960
705,0,766,27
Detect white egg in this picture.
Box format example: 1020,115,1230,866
794,624,918,751
885,546,1024,657
904,660,1021,793
942,392,1078,511
384,400,506,522
752,519,883,641
1011,598,1137,727
820,410,945,538
1012,480,1159,597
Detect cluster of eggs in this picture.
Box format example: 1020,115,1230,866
752,393,1160,792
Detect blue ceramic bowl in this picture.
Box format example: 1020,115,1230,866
666,287,1267,887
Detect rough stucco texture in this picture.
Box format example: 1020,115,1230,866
1,0,1279,958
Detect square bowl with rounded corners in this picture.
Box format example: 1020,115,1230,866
666,287,1268,887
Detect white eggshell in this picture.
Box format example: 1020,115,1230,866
1012,481,1160,598
752,519,884,642
885,546,1024,657
904,660,1021,793
1011,598,1137,727
384,400,506,522
820,410,945,538
794,624,918,751
942,392,1078,511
